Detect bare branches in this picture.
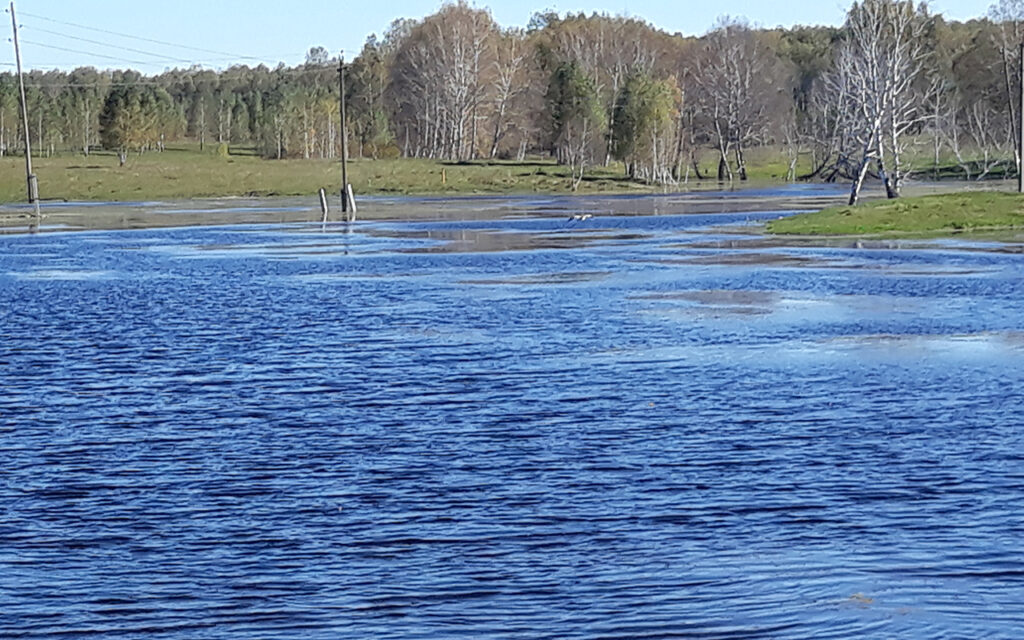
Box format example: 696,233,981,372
692,19,791,181
815,0,932,204
389,1,497,161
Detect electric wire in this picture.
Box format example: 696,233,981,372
23,81,168,88
23,25,200,65
8,8,341,65
21,23,307,68
19,39,177,67
18,10,281,62
6,9,351,74
18,67,340,89
15,38,308,73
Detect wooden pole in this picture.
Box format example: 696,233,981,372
338,55,351,216
1018,41,1023,194
10,1,40,231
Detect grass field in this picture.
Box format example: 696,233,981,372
0,147,653,202
0,144,814,203
0,142,1006,206
767,192,1024,236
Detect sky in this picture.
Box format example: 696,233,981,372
2,0,992,74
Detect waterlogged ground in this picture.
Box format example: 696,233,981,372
2,189,1024,639
0,182,876,232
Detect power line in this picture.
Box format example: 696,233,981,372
12,63,348,89
1,61,83,67
23,80,166,88
18,10,277,62
7,12,355,73
19,39,177,67
23,25,197,64
18,39,305,72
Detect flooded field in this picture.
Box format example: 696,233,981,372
2,188,1024,638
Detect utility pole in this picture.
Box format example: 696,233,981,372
1018,41,1023,194
338,54,354,219
9,1,40,230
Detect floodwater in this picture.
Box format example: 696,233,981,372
2,188,1024,639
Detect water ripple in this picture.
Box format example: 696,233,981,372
2,209,1023,638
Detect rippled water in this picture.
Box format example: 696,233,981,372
2,196,1024,639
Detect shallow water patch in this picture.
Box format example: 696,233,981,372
6,268,117,281
679,252,828,268
460,271,612,286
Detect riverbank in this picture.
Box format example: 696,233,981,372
767,191,1024,237
0,169,1007,237
0,148,805,203
0,186,852,234
0,178,1003,236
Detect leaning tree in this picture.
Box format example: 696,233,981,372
828,0,932,204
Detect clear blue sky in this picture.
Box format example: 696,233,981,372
2,0,990,74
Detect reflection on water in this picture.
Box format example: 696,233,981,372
2,195,1024,640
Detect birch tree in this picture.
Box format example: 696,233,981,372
835,0,932,205
693,19,789,181
349,36,394,158
488,28,530,158
945,25,1013,179
389,1,496,161
989,0,1024,176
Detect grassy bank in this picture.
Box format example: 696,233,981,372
0,144,812,203
767,192,1024,237
0,148,634,202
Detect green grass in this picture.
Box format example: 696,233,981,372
767,191,1024,237
1,141,1011,204
0,146,681,202
0,144,818,203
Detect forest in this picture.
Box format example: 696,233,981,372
0,0,1017,203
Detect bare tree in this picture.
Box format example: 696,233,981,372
927,26,1012,182
693,19,789,181
389,2,496,161
989,0,1024,176
488,28,529,158
834,0,932,205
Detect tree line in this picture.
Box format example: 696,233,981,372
0,0,1017,202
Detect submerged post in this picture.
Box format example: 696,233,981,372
346,183,357,221
9,1,40,231
318,187,329,223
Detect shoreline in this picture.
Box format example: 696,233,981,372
0,181,1004,236
767,191,1024,240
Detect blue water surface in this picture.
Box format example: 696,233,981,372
2,203,1023,639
